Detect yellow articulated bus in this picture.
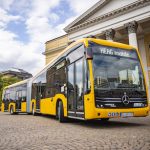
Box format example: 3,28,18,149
1,38,150,122
1,79,31,114
30,37,149,122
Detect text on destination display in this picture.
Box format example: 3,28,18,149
93,45,137,59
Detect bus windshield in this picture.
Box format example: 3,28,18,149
92,45,145,91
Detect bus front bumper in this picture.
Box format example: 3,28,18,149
94,107,149,119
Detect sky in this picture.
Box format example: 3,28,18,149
0,0,99,75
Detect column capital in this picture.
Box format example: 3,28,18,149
125,21,138,34
104,29,115,41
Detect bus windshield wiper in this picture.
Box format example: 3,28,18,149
117,84,138,89
95,88,113,93
134,89,145,95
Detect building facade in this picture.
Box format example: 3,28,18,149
44,34,69,64
0,68,32,80
64,0,150,96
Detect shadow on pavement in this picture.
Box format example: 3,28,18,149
2,112,147,128
71,119,147,129
39,114,147,128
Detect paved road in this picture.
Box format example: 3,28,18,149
0,112,150,150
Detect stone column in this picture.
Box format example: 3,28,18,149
125,21,138,48
104,29,115,41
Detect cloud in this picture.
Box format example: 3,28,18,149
0,8,21,29
66,0,99,15
0,0,99,75
0,0,14,10
25,0,62,43
0,28,44,74
0,0,62,75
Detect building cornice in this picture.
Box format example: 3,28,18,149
64,0,109,32
43,44,68,55
66,0,150,33
45,34,67,44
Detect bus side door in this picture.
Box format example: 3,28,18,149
16,91,22,110
67,58,84,118
36,82,41,111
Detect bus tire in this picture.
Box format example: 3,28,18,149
10,106,14,115
57,101,66,123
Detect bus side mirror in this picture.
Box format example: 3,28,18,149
86,47,93,59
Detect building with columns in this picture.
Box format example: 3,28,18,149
43,35,69,64
64,0,150,96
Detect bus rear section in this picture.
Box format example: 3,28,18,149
1,80,30,114
83,40,149,120
1,91,9,112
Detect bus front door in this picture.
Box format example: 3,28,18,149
36,83,41,112
4,99,9,111
67,59,84,119
4,93,10,111
16,91,22,111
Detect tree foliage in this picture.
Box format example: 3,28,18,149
0,75,21,106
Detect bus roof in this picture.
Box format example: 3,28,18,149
87,38,134,50
32,38,135,81
4,78,31,90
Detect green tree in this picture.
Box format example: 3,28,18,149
0,75,21,106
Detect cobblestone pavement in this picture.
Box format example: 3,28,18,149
0,112,150,150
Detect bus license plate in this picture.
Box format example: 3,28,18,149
120,112,133,118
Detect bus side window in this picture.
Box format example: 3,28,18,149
46,67,56,98
5,93,10,101
3,93,6,101
22,90,27,102
54,66,66,94
9,88,15,101
67,45,85,64
32,72,46,100
32,84,36,100
20,91,22,101
75,58,84,111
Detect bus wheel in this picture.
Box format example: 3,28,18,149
57,101,66,123
10,106,14,115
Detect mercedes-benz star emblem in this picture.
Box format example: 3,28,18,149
122,92,130,105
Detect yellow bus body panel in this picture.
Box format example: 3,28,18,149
94,107,149,119
84,59,95,119
1,103,4,112
136,48,150,106
40,98,52,114
40,94,67,116
32,94,67,117
88,38,133,50
9,103,16,112
84,92,149,119
21,102,26,112
68,38,134,50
